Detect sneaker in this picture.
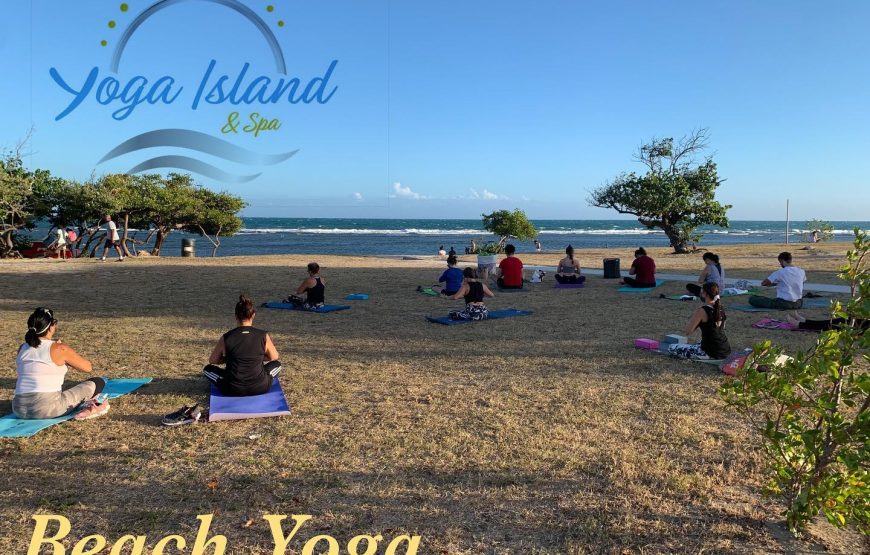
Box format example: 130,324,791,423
73,397,110,421
161,404,201,426
100,257,106,262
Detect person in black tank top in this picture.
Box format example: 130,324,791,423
447,267,495,321
669,282,732,360
203,295,282,396
284,262,326,310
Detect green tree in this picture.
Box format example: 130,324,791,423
0,147,62,257
720,229,870,535
589,129,731,253
806,219,835,242
181,188,247,257
481,209,537,251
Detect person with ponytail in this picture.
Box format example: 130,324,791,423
687,252,725,297
668,282,732,360
555,245,585,284
13,307,110,420
203,295,282,396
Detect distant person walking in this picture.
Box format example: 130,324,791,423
534,239,542,253
448,246,456,257
101,215,124,262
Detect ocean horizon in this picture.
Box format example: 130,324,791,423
30,218,869,258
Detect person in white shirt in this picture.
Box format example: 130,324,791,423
749,251,806,310
101,214,125,262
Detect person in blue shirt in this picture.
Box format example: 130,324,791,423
437,255,464,296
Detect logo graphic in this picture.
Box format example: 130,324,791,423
49,0,338,183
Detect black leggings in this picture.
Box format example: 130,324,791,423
686,283,702,296
555,274,586,284
203,361,282,397
799,318,869,331
623,276,656,288
497,278,523,289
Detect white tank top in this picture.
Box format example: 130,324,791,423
15,340,68,394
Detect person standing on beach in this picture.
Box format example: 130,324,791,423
438,245,447,257
534,239,542,253
619,247,656,288
749,252,806,310
101,215,124,262
687,253,724,297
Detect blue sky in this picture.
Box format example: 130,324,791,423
1,0,868,220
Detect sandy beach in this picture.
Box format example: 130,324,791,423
0,243,863,553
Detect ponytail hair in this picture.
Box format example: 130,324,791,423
235,295,256,321
702,282,724,325
25,307,56,348
566,245,574,261
635,247,647,257
462,266,478,279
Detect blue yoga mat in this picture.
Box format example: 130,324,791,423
262,302,351,313
732,298,830,312
0,378,153,438
209,378,291,422
617,279,666,292
426,309,533,325
554,282,585,289
345,293,369,300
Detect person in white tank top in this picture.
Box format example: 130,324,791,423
12,308,110,420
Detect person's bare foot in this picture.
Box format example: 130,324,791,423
784,314,802,326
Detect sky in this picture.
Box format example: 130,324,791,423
1,0,868,220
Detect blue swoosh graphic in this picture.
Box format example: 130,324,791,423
98,129,298,165
127,155,262,183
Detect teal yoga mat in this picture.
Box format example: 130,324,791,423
618,279,665,292
426,309,533,325
0,378,152,438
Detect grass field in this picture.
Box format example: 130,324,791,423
0,243,864,554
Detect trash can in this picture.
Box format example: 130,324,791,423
181,238,196,258
603,257,620,279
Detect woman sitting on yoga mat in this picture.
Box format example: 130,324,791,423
555,245,585,284
13,307,109,420
669,282,732,360
284,262,326,310
686,252,724,297
447,267,495,320
435,255,464,296
204,295,282,397
619,247,656,288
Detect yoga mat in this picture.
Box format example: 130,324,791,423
345,294,369,300
732,299,830,312
209,379,291,422
417,287,439,297
262,302,351,313
617,279,665,292
0,378,153,438
753,318,799,331
554,282,585,289
649,347,726,366
661,294,699,301
426,309,533,326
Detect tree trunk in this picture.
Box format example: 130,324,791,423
662,224,689,254
151,227,168,256
0,230,14,257
121,213,132,258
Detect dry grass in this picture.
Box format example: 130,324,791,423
0,244,864,554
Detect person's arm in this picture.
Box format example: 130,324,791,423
629,263,637,276
761,269,778,287
51,341,93,373
761,278,773,286
698,266,709,284
295,277,314,295
208,337,226,365
438,271,447,283
685,307,707,337
482,283,495,298
264,334,279,362
448,283,469,300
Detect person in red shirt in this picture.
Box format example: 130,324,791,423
495,244,524,289
619,247,656,288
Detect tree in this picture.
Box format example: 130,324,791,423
182,188,246,257
0,146,62,258
720,229,870,536
806,219,835,242
481,209,537,252
588,129,731,253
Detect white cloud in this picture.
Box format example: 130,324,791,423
352,192,363,201
470,188,508,200
392,182,422,199
521,195,531,201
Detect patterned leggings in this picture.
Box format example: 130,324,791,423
668,342,711,360
449,304,489,321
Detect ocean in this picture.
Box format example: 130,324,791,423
83,218,870,257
